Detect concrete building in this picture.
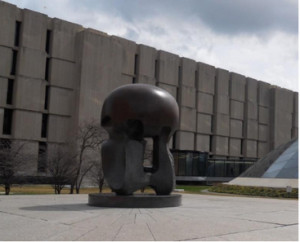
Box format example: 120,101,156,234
0,2,298,177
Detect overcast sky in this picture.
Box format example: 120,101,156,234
5,0,298,91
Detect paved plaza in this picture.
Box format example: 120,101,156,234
0,193,297,241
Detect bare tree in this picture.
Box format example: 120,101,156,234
0,139,28,195
89,159,105,193
70,121,107,194
88,135,107,193
47,145,76,194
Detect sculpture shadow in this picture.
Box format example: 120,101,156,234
20,203,110,212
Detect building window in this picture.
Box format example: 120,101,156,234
44,85,49,110
45,29,51,54
195,70,198,89
10,50,18,76
240,139,244,155
134,54,138,75
209,135,213,152
41,114,48,138
154,60,158,80
3,109,13,135
38,142,47,172
14,21,21,47
45,57,50,81
132,54,138,84
172,132,177,149
6,79,14,105
241,121,244,138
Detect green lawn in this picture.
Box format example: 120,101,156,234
0,185,109,195
0,185,160,195
1,185,209,195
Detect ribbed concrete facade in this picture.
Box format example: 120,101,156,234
0,2,298,176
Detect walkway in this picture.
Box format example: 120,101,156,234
0,193,297,240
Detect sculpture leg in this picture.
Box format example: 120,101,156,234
149,128,175,195
121,140,150,194
102,138,150,195
102,139,126,191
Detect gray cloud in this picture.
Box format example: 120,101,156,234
7,0,298,35
178,0,298,35
74,0,298,35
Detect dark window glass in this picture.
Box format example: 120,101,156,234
41,114,48,138
132,77,136,84
185,153,193,176
10,50,18,75
38,142,47,172
14,21,21,47
134,54,138,75
195,70,198,89
44,85,49,110
3,109,13,135
45,30,51,54
240,139,244,155
177,151,186,176
154,60,158,80
172,132,177,149
209,135,213,152
6,79,14,105
241,121,244,138
45,58,50,81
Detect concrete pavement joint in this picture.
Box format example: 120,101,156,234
226,216,298,227
145,208,154,214
47,223,93,240
145,212,157,222
197,224,292,240
0,210,48,222
178,237,199,241
235,209,291,217
74,226,99,241
146,222,157,241
110,214,123,225
112,224,124,241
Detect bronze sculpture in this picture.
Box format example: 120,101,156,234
101,84,179,195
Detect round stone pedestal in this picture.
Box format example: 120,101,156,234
88,193,182,208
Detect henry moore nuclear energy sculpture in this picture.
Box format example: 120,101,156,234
101,84,178,195
88,84,181,207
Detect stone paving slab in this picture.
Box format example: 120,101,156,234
0,193,297,241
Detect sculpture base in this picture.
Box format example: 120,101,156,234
88,193,182,208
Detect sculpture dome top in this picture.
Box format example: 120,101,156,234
101,84,179,137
